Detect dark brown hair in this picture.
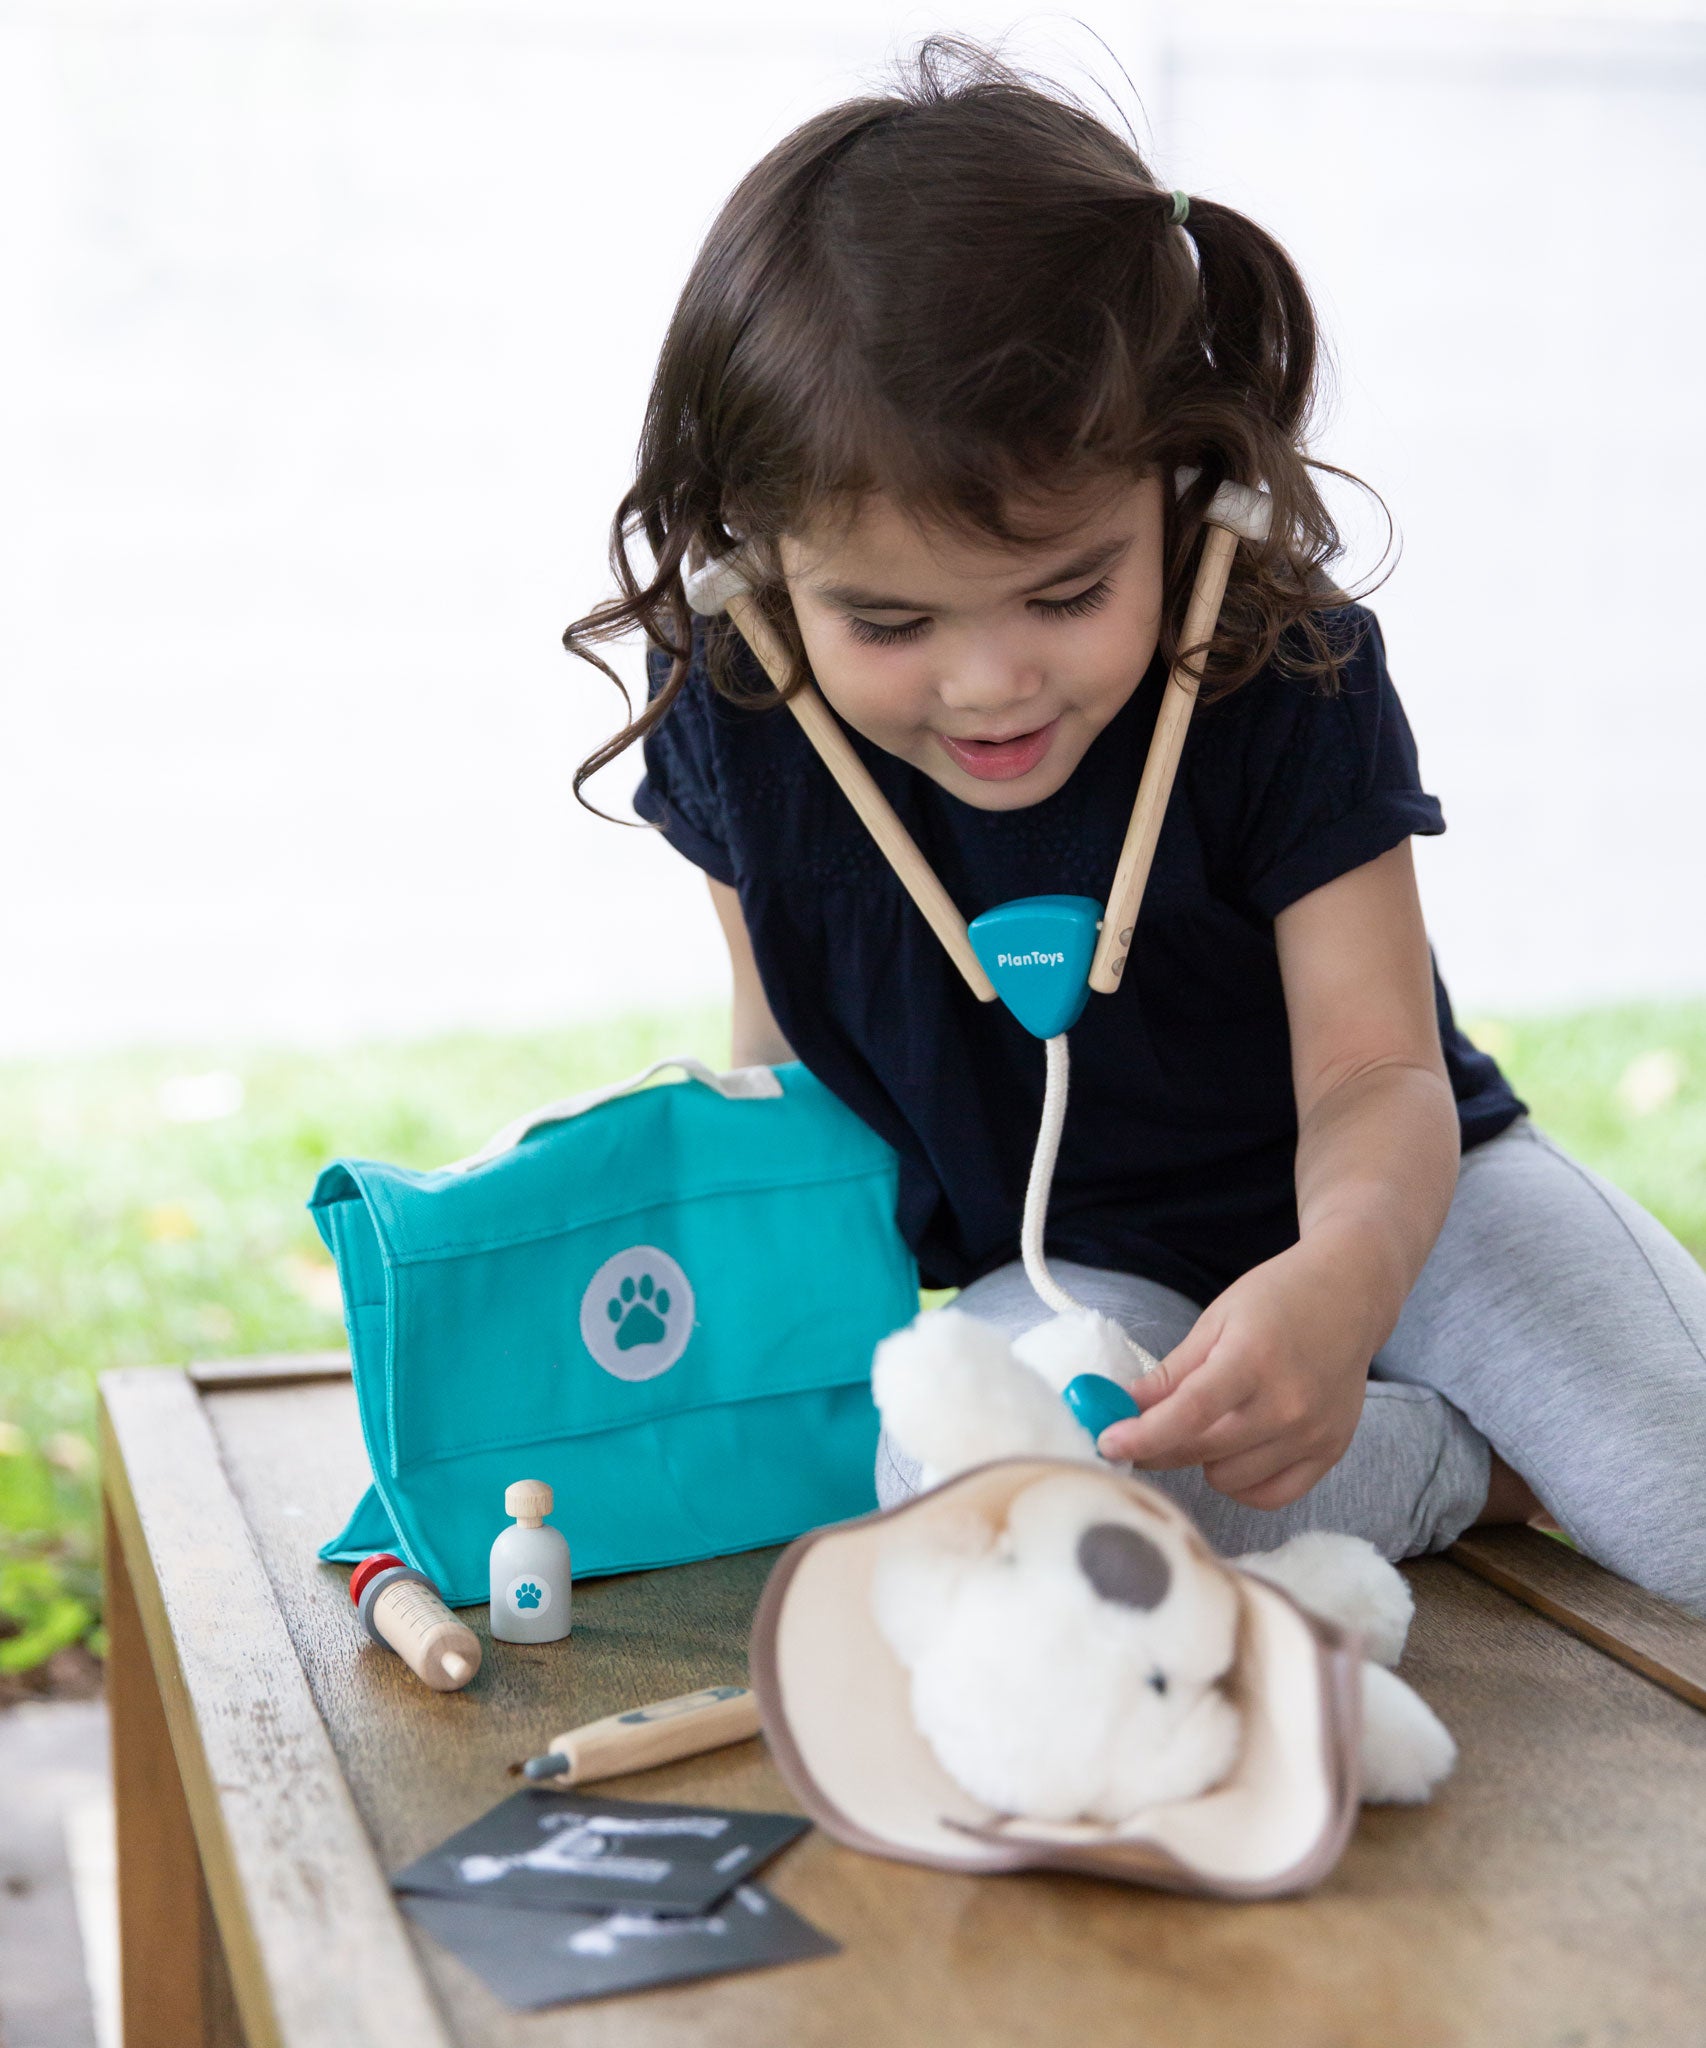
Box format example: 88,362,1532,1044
567,37,1375,807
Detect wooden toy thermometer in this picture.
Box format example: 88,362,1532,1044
516,1685,762,1786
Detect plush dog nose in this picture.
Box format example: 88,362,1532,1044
1077,1523,1171,1610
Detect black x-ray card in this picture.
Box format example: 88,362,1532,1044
401,1883,838,2009
391,1790,810,1916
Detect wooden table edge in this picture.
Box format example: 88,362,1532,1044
187,1351,353,1393
99,1364,453,2048
1446,1525,1706,1714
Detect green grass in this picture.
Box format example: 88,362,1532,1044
0,1009,728,1675
1460,1002,1706,1263
1,998,1702,1672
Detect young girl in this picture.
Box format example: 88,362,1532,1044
566,44,1706,1617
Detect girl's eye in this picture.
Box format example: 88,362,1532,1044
1030,577,1112,621
843,575,1111,645
846,614,930,647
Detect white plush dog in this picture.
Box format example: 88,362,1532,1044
870,1306,1457,1820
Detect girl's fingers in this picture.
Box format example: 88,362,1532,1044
1100,1353,1259,1467
1174,1403,1273,1463
1131,1315,1221,1409
1206,1453,1324,1510
1201,1440,1302,1495
1111,1394,1268,1468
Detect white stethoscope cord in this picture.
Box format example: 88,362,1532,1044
1021,1033,1159,1376
1021,1035,1078,1318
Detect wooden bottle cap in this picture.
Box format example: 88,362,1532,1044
505,1479,553,1522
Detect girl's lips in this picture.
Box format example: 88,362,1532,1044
935,719,1059,782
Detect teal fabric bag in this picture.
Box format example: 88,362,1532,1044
311,1058,917,1606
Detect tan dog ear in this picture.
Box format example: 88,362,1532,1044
752,1458,1367,1896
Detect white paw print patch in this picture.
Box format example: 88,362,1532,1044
579,1246,695,1382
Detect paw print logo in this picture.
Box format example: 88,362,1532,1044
504,1572,553,1617
608,1272,670,1351
580,1247,695,1383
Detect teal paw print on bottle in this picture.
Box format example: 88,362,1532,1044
607,1271,671,1351
513,1581,543,1611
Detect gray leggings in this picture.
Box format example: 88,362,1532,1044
876,1120,1706,1617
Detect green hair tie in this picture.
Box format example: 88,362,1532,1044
1169,190,1191,226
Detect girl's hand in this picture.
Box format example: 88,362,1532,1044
1096,842,1463,1512
1095,1240,1377,1510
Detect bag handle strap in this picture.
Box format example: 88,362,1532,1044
441,1057,784,1174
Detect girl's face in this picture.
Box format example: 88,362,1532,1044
779,473,1165,811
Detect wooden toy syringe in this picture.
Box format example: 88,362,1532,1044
350,1552,482,1692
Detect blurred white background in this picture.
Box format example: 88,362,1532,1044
2,0,1703,1056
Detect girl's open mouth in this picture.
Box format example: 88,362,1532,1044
935,719,1059,782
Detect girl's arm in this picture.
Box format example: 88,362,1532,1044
1281,839,1459,1351
708,878,796,1068
1098,841,1460,1508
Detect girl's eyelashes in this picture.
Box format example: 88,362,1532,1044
842,576,1114,647
1031,576,1113,620
846,613,930,647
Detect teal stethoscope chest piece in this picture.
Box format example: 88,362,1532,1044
966,895,1102,1041
1063,1371,1141,1441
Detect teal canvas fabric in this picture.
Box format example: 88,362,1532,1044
311,1061,917,1606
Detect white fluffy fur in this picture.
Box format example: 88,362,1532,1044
875,1475,1241,1821
1011,1309,1149,1396
1359,1662,1458,1802
870,1505,994,1670
1234,1531,1414,1668
871,1308,1095,1487
872,1304,1457,1814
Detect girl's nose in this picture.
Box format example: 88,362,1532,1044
934,648,1045,718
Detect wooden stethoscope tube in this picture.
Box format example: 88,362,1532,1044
726,595,997,1004
715,512,1248,1002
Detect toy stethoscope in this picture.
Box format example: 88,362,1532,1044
685,473,1273,1378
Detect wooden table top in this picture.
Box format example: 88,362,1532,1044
100,1358,1706,2048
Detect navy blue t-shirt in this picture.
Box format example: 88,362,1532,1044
634,606,1523,1302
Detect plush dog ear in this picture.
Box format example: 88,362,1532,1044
1012,1310,1154,1395
872,1308,1096,1482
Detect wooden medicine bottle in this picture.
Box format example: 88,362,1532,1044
490,1479,573,1644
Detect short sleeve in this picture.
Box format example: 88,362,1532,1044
1219,609,1444,920
632,639,738,887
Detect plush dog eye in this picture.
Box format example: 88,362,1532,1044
1076,1523,1171,1610
1147,1670,1169,1696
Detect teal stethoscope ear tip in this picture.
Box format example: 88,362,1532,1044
967,895,1101,1040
